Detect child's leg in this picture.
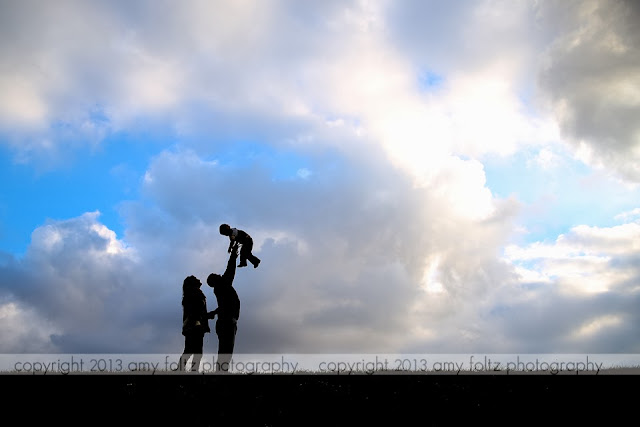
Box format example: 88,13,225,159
243,238,260,267
238,243,248,266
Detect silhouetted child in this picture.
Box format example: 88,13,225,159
219,224,261,268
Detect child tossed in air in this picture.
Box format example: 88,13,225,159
219,224,261,268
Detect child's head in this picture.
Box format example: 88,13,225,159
219,223,231,236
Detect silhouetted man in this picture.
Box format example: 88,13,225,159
207,245,240,372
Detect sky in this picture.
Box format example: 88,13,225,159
1,0,639,356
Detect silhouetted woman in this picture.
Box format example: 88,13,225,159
179,275,210,372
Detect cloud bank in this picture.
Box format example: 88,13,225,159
1,0,639,355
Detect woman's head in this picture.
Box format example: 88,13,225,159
183,275,201,292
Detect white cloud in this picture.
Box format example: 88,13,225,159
296,168,312,180
0,300,60,352
0,75,48,127
529,147,562,170
571,315,623,340
615,208,640,223
506,221,640,295
0,212,170,353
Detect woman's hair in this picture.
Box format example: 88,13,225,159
183,275,200,291
182,275,201,305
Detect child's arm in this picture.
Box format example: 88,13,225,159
227,231,238,253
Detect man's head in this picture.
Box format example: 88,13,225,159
207,273,221,288
219,223,231,236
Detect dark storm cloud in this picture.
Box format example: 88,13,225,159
537,0,640,182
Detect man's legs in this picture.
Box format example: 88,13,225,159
179,353,191,371
216,319,237,372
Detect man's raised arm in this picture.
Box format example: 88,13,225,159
222,247,238,284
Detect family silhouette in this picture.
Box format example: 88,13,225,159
179,224,259,373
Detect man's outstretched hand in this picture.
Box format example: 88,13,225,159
229,243,239,257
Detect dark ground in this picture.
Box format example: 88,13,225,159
5,373,635,426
